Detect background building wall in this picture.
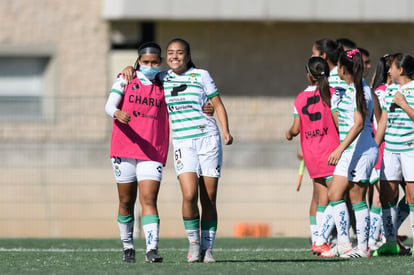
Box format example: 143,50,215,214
156,21,414,97
0,1,412,238
0,0,110,142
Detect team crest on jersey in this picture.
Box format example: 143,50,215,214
176,160,184,171
403,87,413,96
188,73,198,83
114,165,121,177
198,125,206,132
132,84,140,90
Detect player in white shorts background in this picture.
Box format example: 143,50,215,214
320,49,379,258
367,54,392,252
161,38,233,263
374,53,414,256
310,38,347,248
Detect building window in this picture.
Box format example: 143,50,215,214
111,21,155,49
0,46,57,121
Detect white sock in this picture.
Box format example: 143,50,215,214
368,206,382,246
201,230,216,251
315,204,335,246
353,202,370,251
332,200,350,246
201,221,217,251
186,229,200,245
316,205,327,239
409,204,414,245
142,215,160,252
118,214,134,250
382,204,398,243
397,198,409,230
310,216,318,244
184,218,200,245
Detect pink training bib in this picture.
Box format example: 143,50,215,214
110,77,169,165
294,87,339,178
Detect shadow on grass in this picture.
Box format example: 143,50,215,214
216,258,348,263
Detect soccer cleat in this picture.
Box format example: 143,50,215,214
369,240,385,252
187,241,201,263
397,238,412,256
398,235,408,243
311,243,330,256
372,242,400,256
145,249,163,263
321,243,352,258
123,248,136,263
340,247,371,258
201,248,215,263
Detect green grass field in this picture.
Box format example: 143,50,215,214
0,238,412,275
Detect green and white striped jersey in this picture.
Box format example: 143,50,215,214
382,81,414,152
161,68,220,140
329,66,349,112
334,82,375,150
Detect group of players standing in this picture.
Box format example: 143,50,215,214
286,38,414,258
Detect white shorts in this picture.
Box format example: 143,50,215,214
380,150,414,181
111,157,163,183
172,134,222,178
334,147,378,183
369,168,380,184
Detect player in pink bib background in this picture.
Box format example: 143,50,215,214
286,56,339,254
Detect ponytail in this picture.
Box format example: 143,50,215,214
314,38,344,66
371,55,390,91
307,56,331,107
339,49,367,117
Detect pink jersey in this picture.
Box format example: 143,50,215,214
294,86,339,178
110,77,169,165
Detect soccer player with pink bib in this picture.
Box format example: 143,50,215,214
105,42,169,263
286,56,339,254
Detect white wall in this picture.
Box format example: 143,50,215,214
103,0,414,22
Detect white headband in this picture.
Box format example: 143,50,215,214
138,47,161,56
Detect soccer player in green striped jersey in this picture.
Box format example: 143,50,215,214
162,38,233,263
374,53,414,256
321,49,378,258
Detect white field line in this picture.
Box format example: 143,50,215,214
0,248,308,253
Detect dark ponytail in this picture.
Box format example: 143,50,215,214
307,56,331,107
314,38,344,66
339,49,367,117
371,55,390,91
